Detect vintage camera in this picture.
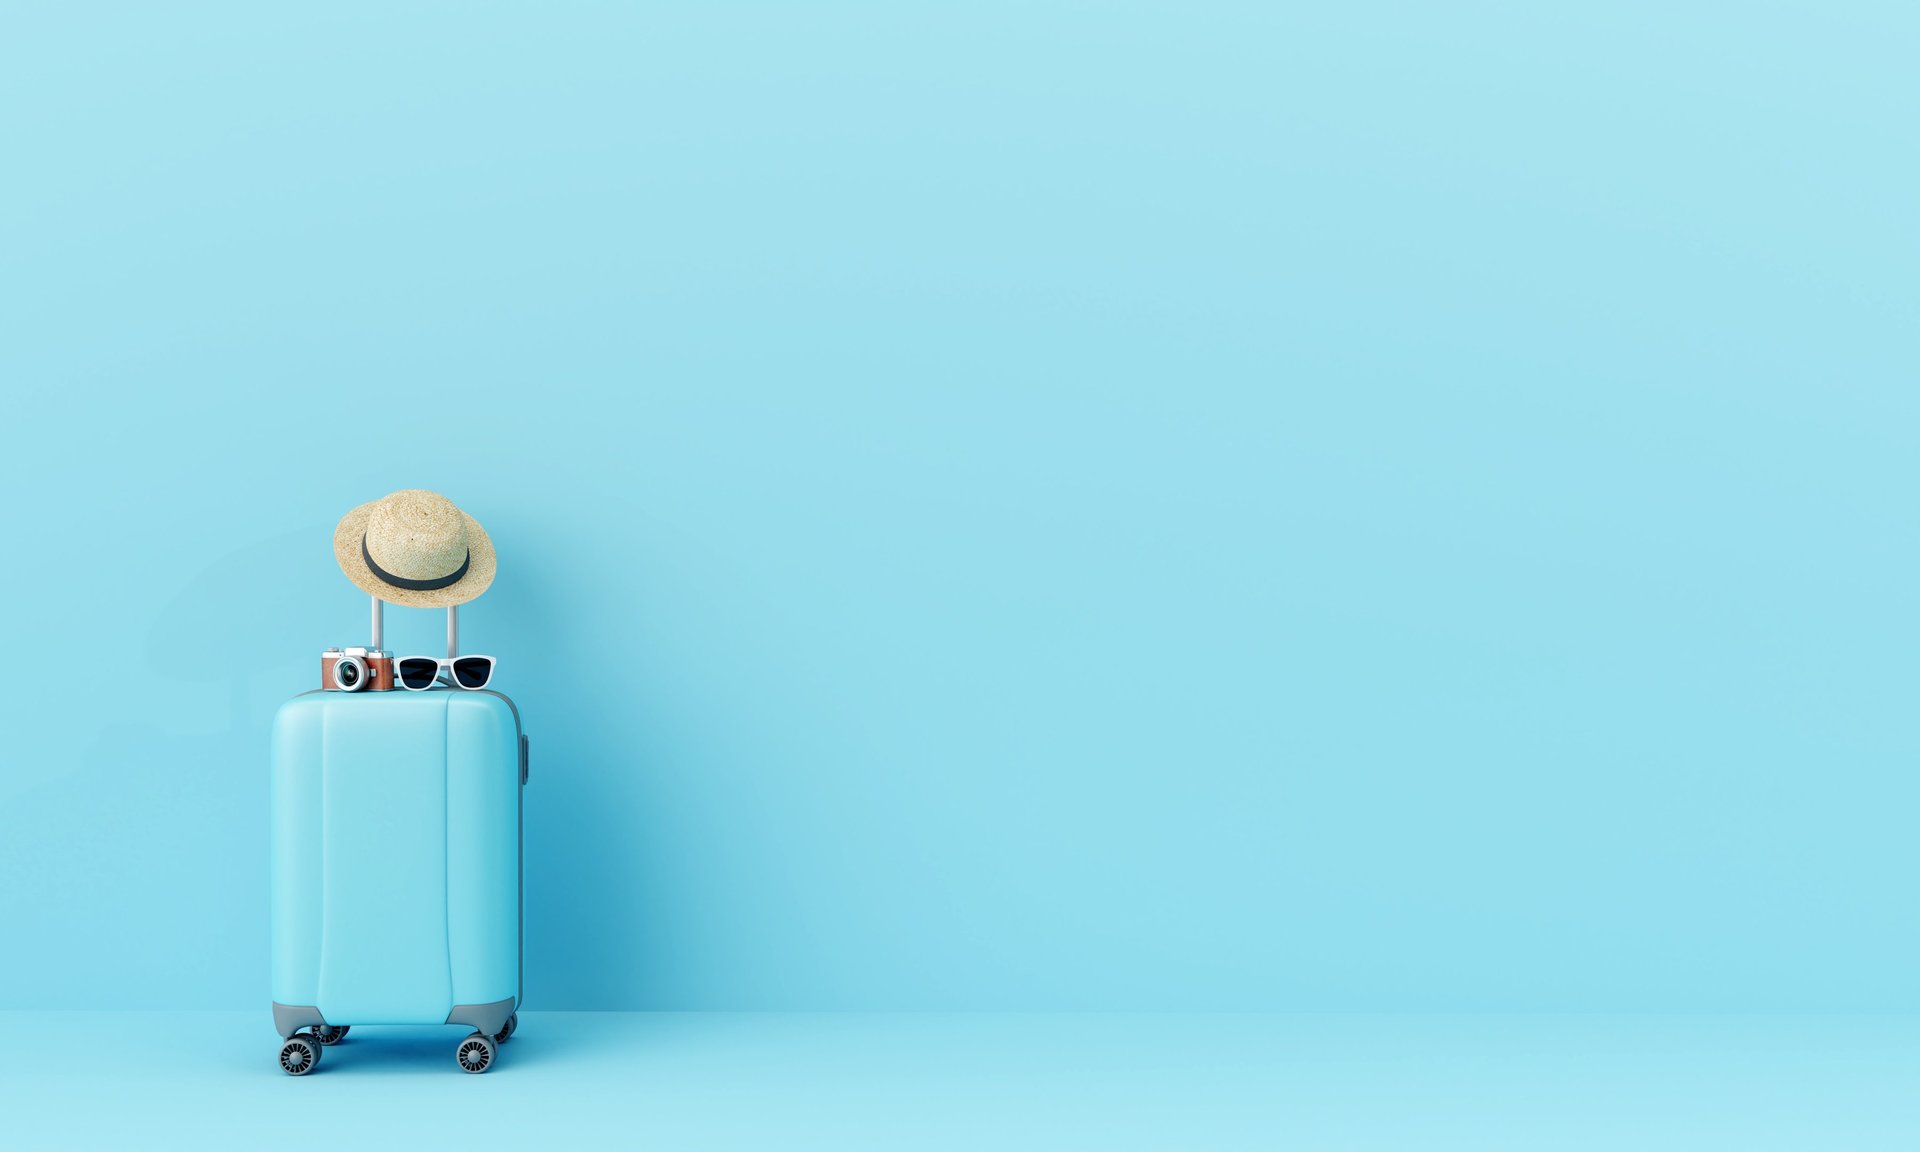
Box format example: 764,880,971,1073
321,646,396,692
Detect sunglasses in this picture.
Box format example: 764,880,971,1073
395,655,497,691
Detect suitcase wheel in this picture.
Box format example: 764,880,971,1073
279,1034,322,1076
492,1013,517,1045
312,1024,350,1046
456,1032,497,1074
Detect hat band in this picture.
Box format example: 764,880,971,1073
363,534,471,592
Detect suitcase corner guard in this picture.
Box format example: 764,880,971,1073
273,1002,328,1039
446,997,517,1039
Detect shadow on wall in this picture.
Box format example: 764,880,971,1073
499,543,673,1010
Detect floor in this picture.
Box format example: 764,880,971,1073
1,1012,1914,1150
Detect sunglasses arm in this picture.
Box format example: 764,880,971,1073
447,605,459,660
371,595,384,650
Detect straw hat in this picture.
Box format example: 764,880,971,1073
333,489,497,608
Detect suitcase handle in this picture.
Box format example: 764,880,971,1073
368,596,461,660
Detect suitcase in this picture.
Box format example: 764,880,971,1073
269,652,528,1075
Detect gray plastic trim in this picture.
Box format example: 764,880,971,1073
446,997,516,1037
273,1003,327,1039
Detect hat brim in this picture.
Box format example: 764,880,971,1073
333,500,498,608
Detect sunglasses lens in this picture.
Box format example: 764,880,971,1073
452,657,492,689
398,658,439,690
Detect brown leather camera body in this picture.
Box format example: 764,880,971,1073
321,647,396,692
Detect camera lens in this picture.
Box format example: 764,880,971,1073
334,656,367,691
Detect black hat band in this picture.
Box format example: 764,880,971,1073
363,534,471,591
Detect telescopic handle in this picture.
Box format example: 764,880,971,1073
366,597,458,656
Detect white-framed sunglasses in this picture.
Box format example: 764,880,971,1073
395,654,497,691
368,601,497,692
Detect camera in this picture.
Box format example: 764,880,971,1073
322,646,396,692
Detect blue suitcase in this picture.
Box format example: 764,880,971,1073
270,686,527,1074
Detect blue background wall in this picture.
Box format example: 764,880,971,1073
2,1,1912,1011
